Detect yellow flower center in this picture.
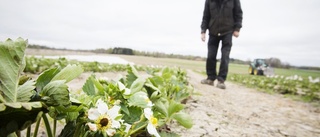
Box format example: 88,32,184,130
96,115,112,130
145,98,151,103
150,116,158,126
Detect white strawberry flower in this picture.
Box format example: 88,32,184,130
140,94,153,107
144,108,160,137
118,81,131,95
309,76,320,83
124,123,132,133
114,100,121,105
314,78,320,83
87,99,122,136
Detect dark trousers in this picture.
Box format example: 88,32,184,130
206,33,233,82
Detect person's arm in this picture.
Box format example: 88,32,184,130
201,0,210,34
233,0,243,33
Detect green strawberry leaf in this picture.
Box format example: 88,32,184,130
128,92,150,108
0,38,31,103
51,64,83,83
36,68,60,92
130,77,146,94
40,80,70,106
172,112,193,129
82,75,97,96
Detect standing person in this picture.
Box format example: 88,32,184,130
200,0,243,89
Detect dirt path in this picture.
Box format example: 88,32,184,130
169,70,320,137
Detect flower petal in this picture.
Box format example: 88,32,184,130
118,82,131,95
118,81,125,90
111,120,121,128
147,123,160,137
88,108,100,120
147,101,154,107
97,99,108,114
124,88,131,95
141,95,153,107
114,100,121,105
106,129,116,136
144,108,153,120
87,123,97,131
108,105,121,119
124,123,132,133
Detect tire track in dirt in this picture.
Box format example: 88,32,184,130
169,70,320,137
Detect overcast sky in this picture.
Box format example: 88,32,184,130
0,0,319,67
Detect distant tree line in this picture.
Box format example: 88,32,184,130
264,57,291,69
112,47,133,55
27,44,320,70
90,47,206,61
132,50,205,61
28,44,53,49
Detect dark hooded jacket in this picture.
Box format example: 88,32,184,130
201,0,243,36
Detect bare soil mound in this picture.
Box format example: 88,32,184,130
168,70,320,137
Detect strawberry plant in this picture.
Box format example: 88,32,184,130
1,38,194,137
229,74,320,102
61,65,194,137
24,56,161,74
0,38,83,136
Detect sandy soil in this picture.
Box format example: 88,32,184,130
169,70,320,137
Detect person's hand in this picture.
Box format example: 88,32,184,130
201,33,206,42
233,31,240,38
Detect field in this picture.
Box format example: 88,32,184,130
107,53,320,79
1,44,319,137
26,48,320,77
25,48,320,103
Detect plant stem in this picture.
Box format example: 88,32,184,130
126,123,148,137
125,115,147,137
26,127,31,137
42,114,53,137
53,120,57,137
16,131,21,137
33,112,43,137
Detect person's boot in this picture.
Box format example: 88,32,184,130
201,79,214,86
216,81,226,89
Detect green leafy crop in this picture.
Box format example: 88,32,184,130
0,38,83,137
1,38,194,137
